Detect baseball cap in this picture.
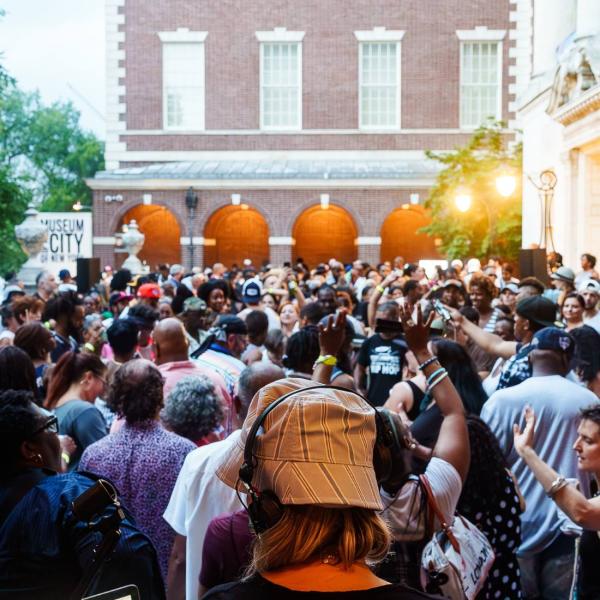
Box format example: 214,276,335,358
2,285,25,304
216,378,383,509
531,327,575,358
578,279,600,294
242,278,262,304
58,269,71,280
501,283,519,295
216,314,248,335
137,283,161,299
516,296,559,328
182,297,207,313
550,266,575,284
109,291,134,307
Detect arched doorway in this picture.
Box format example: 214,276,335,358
293,205,358,267
203,205,269,268
121,204,181,270
380,206,439,263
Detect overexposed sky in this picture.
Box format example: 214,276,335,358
0,0,106,138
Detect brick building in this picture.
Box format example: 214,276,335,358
89,0,516,270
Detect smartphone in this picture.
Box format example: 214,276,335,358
433,299,452,322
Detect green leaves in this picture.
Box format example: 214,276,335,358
423,120,522,261
0,64,104,274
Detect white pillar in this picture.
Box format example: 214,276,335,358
532,0,576,76
575,0,600,41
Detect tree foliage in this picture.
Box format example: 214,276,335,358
423,120,522,261
0,52,104,274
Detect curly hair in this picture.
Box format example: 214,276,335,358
14,322,55,362
42,290,83,323
106,359,164,424
11,295,44,325
161,375,224,441
457,415,509,517
0,389,39,474
283,326,320,373
468,274,497,299
0,346,37,396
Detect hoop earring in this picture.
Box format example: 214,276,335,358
33,453,43,466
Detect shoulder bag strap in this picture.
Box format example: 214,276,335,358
419,474,460,553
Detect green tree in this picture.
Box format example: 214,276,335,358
423,120,522,261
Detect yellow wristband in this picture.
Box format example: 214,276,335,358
376,285,386,294
61,452,71,465
314,355,338,367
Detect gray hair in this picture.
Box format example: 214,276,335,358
161,375,224,442
170,264,185,276
83,313,103,333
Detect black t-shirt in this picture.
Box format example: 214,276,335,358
204,573,437,599
357,334,407,406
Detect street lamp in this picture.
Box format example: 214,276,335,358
455,191,472,213
495,173,517,198
185,186,199,269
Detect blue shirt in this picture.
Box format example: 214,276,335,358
481,375,599,557
0,470,165,599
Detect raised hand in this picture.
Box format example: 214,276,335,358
317,311,347,357
513,406,536,457
398,303,433,355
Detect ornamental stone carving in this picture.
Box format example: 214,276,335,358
15,204,49,288
121,219,145,274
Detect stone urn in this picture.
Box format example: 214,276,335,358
121,219,145,274
15,204,49,289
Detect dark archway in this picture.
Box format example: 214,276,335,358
121,204,181,270
292,204,358,267
203,205,270,268
380,206,439,263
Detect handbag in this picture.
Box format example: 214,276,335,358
419,475,495,600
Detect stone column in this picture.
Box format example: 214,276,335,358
269,237,293,265
356,236,381,264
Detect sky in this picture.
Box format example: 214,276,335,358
0,0,106,139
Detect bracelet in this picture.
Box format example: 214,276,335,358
84,343,95,352
314,354,338,368
418,355,439,371
61,452,71,465
376,285,386,294
268,287,275,295
426,367,446,385
546,476,568,498
428,371,449,391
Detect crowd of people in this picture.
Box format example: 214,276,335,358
0,251,600,599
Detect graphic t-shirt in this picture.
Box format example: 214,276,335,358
357,334,407,406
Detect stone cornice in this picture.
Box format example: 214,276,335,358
551,84,600,126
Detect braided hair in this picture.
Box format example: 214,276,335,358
283,326,320,374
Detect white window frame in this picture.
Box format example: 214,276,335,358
256,28,304,131
355,28,405,131
456,27,505,129
159,29,208,131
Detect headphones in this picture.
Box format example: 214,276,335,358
238,384,413,534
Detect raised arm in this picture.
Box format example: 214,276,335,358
312,312,346,385
401,305,470,481
367,271,401,329
451,309,517,359
514,408,600,529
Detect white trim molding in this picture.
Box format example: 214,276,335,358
158,28,208,43
255,27,305,42
93,236,117,245
354,27,405,42
269,236,294,245
356,236,382,245
456,26,506,41
180,236,215,246
105,0,127,170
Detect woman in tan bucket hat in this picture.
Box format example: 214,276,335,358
203,307,468,599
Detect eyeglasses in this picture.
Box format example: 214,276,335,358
31,415,58,437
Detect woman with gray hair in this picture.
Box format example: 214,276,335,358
162,375,226,446
81,313,105,355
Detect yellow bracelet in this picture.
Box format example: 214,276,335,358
61,452,71,465
376,285,386,294
314,354,338,368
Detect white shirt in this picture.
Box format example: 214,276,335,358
163,431,242,600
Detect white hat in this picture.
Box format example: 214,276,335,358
578,279,600,294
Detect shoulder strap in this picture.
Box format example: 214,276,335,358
419,474,460,553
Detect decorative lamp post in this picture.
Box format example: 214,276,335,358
121,219,145,274
455,191,472,213
14,204,49,290
527,169,557,251
185,186,199,269
495,173,517,198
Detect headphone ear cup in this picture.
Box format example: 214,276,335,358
248,489,284,534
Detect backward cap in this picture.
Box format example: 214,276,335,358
215,378,383,510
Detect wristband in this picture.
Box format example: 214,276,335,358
288,281,297,290
314,355,338,368
376,285,386,294
84,342,96,352
61,452,71,465
428,371,448,391
546,476,568,498
418,355,439,371
268,287,275,295
426,367,446,385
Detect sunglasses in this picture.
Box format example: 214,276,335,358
31,415,58,437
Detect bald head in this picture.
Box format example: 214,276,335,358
153,317,189,364
236,363,285,420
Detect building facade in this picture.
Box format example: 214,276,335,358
90,0,514,270
518,0,600,269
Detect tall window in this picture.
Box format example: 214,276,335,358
359,42,400,129
460,41,501,128
162,42,205,130
260,42,302,130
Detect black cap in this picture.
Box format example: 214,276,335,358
516,296,558,328
216,314,247,335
